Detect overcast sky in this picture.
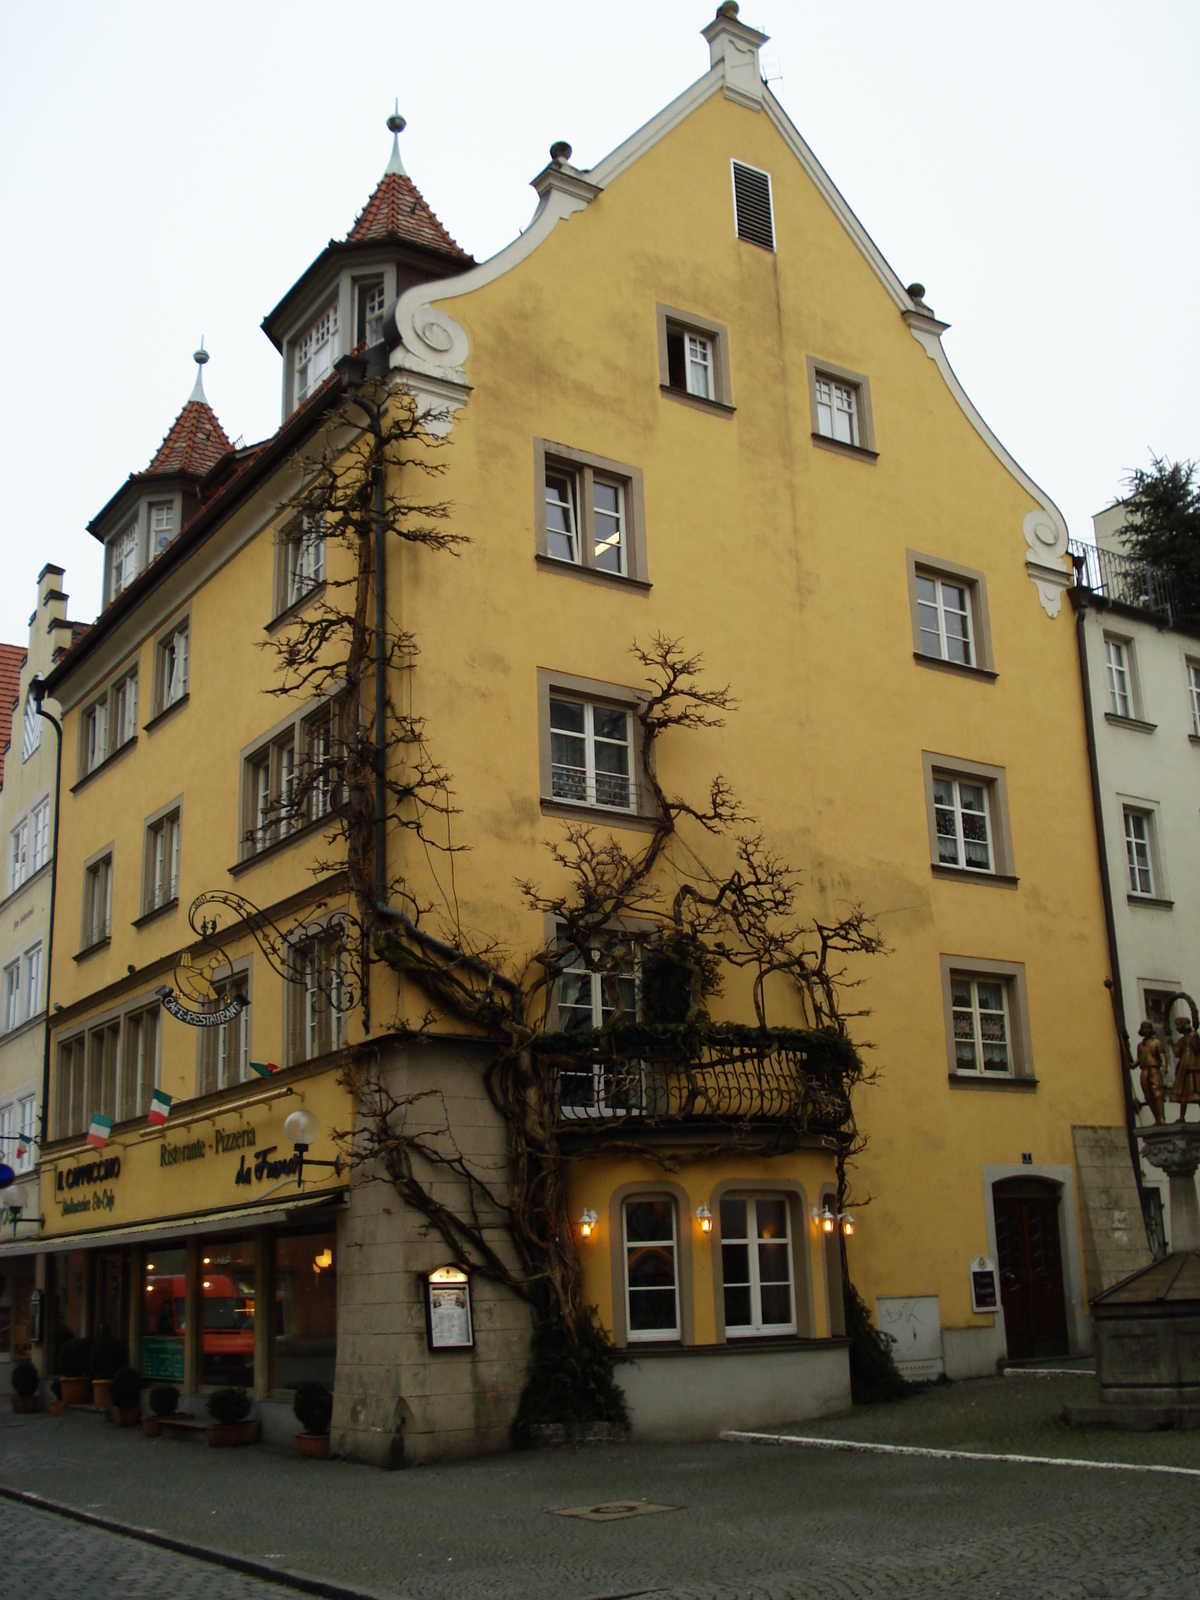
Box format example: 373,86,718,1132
1,0,1196,644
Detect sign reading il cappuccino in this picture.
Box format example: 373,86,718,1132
56,1155,121,1218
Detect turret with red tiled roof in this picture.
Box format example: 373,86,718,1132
144,346,235,480
346,113,472,263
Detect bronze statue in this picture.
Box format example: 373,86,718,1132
1137,1020,1168,1123
1170,1014,1200,1116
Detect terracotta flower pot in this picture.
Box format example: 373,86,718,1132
295,1432,330,1459
49,1399,63,1418
110,1406,140,1427
59,1377,92,1406
141,1415,160,1437
11,1395,40,1414
92,1379,113,1409
206,1419,260,1448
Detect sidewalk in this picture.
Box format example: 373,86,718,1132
2,1381,1198,1600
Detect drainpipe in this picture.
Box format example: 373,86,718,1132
26,677,63,1171
1068,578,1148,1220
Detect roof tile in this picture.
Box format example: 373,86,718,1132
346,171,472,262
146,399,235,479
0,642,27,790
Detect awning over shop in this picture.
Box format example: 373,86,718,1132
12,1186,345,1255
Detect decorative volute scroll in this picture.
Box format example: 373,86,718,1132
384,302,472,439
1023,508,1072,618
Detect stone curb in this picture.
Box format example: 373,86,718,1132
720,1430,1200,1477
0,1484,397,1600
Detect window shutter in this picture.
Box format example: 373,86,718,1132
732,162,774,250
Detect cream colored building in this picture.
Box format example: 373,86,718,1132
0,566,82,1367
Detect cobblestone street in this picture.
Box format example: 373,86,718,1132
3,1378,1200,1600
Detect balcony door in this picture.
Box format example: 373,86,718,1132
993,1178,1068,1361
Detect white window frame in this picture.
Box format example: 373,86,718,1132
549,698,635,813
622,1197,681,1343
83,698,108,775
112,668,138,750
951,973,1013,1076
111,521,140,598
146,810,181,912
9,817,29,893
24,943,41,1021
358,279,387,348
281,516,326,612
83,853,113,949
1124,807,1155,897
159,624,189,711
150,500,175,557
544,469,579,565
932,775,993,873
294,303,339,407
814,375,860,446
2,961,19,1033
121,1007,159,1122
685,333,714,399
1187,659,1200,737
1105,636,1133,719
720,1195,797,1338
15,1093,35,1173
916,573,975,666
289,922,346,1065
555,939,641,1115
31,799,50,873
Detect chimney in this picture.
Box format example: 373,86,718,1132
702,3,769,109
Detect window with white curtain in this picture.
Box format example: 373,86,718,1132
111,522,139,598
31,800,50,872
933,776,993,872
145,810,181,913
550,697,633,811
814,376,859,445
294,304,339,406
159,624,189,711
9,818,28,892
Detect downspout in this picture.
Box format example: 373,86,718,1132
27,679,63,1169
1068,578,1148,1219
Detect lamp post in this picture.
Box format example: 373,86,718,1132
26,677,62,1172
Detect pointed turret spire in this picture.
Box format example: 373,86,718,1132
188,339,210,404
384,103,407,178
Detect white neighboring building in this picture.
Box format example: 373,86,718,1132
1071,507,1200,1251
0,566,81,1369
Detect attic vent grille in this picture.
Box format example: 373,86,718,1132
732,161,775,251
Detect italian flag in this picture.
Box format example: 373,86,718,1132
249,1061,280,1078
15,1141,28,1162
147,1089,173,1126
85,1113,114,1149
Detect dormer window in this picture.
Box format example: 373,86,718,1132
111,522,139,598
357,280,387,348
295,304,339,407
150,500,175,556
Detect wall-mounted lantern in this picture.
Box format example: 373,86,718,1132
578,1208,598,1239
840,1213,855,1237
812,1204,836,1234
695,1204,713,1234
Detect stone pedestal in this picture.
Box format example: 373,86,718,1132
1139,1125,1200,1252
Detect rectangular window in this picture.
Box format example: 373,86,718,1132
544,471,578,564
1105,637,1132,718
917,574,974,665
0,1104,11,1171
57,1036,87,1139
2,962,19,1033
815,377,859,446
658,306,733,409
158,623,189,712
591,479,626,575
111,669,138,749
623,1198,680,1340
24,944,41,1019
150,501,175,556
111,522,139,598
198,974,249,1096
951,975,1012,1074
16,1095,35,1173
83,853,113,949
357,279,386,348
534,441,647,584
31,799,50,872
145,809,181,913
83,699,108,774
288,924,345,1065
1187,660,1200,736
9,818,29,892
1124,808,1155,896
721,1196,796,1336
200,1235,256,1388
731,160,775,250
303,703,341,824
665,327,715,399
556,941,640,1113
294,303,339,407
278,516,326,614
550,697,633,811
933,776,993,871
273,1230,338,1391
87,1021,121,1124
122,1007,158,1121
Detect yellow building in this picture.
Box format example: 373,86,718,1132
36,6,1143,1462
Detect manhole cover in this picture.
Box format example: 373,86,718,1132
550,1501,678,1523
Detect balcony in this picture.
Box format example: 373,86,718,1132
538,1022,858,1144
1069,539,1183,624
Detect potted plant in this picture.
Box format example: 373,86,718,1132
108,1365,141,1426
144,1382,181,1437
48,1378,63,1417
10,1360,40,1414
292,1381,333,1459
58,1338,93,1405
90,1337,128,1410
206,1386,259,1447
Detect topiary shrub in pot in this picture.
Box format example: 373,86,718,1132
206,1386,258,1447
10,1360,40,1413
293,1381,333,1458
144,1382,180,1437
108,1365,141,1427
90,1337,129,1410
57,1338,93,1405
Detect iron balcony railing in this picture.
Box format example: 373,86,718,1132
539,1024,857,1138
1069,539,1183,624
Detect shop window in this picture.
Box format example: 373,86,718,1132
622,1196,680,1341
720,1196,796,1336
201,1236,256,1389
273,1229,338,1391
51,1250,89,1349
142,1246,187,1384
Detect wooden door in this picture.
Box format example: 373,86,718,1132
994,1187,1068,1360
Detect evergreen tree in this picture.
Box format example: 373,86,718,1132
1120,455,1200,623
